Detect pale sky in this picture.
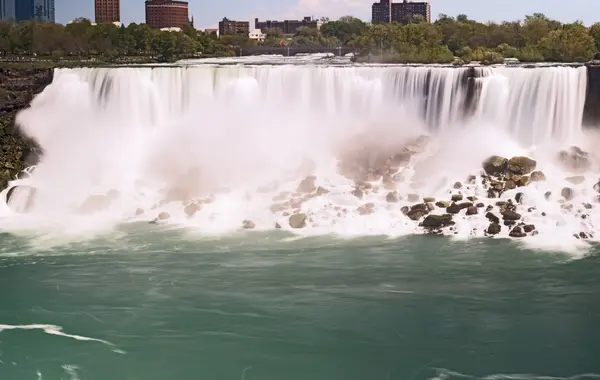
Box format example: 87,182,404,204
57,0,600,28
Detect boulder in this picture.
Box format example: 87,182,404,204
466,206,478,216
523,224,536,233
289,213,307,228
565,176,585,185
501,210,521,221
531,171,546,182
423,197,436,203
561,187,574,201
386,191,400,203
446,202,462,214
184,202,201,217
557,147,590,172
420,214,455,229
275,222,282,229
515,176,531,187
509,226,526,238
508,156,537,175
297,176,317,193
476,203,485,208
504,180,516,190
435,200,450,208
515,193,524,204
466,196,478,202
407,209,426,221
351,188,364,199
453,182,462,189
243,220,256,229
487,223,501,235
426,202,436,211
593,181,600,193
451,194,463,202
482,155,508,176
400,206,409,215
544,191,552,200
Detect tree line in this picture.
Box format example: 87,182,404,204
1,14,600,63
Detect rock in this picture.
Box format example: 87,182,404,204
504,180,516,190
466,175,477,184
411,203,429,213
482,155,508,176
386,191,400,203
508,156,537,175
351,188,364,199
458,202,473,210
400,206,409,215
453,181,462,189
561,187,574,201
358,203,375,215
486,212,500,224
515,193,524,204
476,203,485,208
531,171,546,182
423,197,436,203
515,176,531,187
594,181,600,193
243,220,256,229
436,200,450,208
509,226,526,238
407,209,425,221
316,186,330,196
289,213,307,228
545,191,552,200
135,208,145,216
565,176,585,185
523,224,536,233
558,147,590,172
275,222,282,229
487,223,501,235
407,194,420,203
158,212,171,221
467,196,478,202
466,206,478,216
486,205,494,212
451,194,463,202
501,210,521,221
504,220,516,226
420,214,455,229
297,176,317,193
184,202,201,217
426,202,436,211
446,202,462,214
583,203,593,210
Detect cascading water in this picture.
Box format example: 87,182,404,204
2,62,599,252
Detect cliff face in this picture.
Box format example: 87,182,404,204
0,68,53,191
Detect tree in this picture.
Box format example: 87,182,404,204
151,31,177,61
590,22,600,52
538,22,596,61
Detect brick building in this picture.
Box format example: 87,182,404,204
95,0,120,23
372,0,430,24
218,18,250,35
145,0,189,29
254,16,318,35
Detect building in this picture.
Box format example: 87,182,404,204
254,17,318,35
145,0,190,29
248,29,265,43
218,18,249,36
372,0,430,24
95,0,120,23
1,0,15,20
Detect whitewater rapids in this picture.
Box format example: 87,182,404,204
2,63,600,253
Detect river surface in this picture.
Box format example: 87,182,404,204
1,226,599,380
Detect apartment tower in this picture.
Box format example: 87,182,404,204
95,0,120,23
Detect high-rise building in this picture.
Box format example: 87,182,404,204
372,0,430,24
145,0,189,29
0,0,16,21
218,17,249,36
10,0,54,22
95,0,120,23
254,16,318,35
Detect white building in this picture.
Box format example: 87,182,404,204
249,28,265,42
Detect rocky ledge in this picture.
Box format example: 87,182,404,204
0,68,53,190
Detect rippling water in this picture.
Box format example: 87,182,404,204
1,227,599,379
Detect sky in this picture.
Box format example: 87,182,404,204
56,0,600,28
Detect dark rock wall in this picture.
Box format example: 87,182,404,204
0,68,53,190
583,65,600,127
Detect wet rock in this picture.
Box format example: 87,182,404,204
561,187,574,201
476,203,485,208
487,189,498,199
466,175,477,184
386,191,400,203
423,197,436,203
509,226,526,238
558,147,590,172
316,186,330,196
545,191,552,200
523,224,536,233
504,220,516,227
515,176,531,187
515,193,524,204
351,188,364,199
407,193,420,203
358,203,375,216
451,194,463,202
504,180,516,190
184,202,201,217
566,176,585,185
407,209,426,221
297,176,317,193
243,220,256,229
466,206,478,216
420,214,455,229
594,181,600,193
467,196,478,202
275,222,282,229
453,181,462,189
289,213,307,228
487,223,501,235
482,155,508,176
531,171,546,182
486,212,500,224
401,206,409,215
508,156,537,175
436,200,450,208
446,202,462,214
583,203,593,210
426,202,436,211
501,210,521,221
459,202,474,210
